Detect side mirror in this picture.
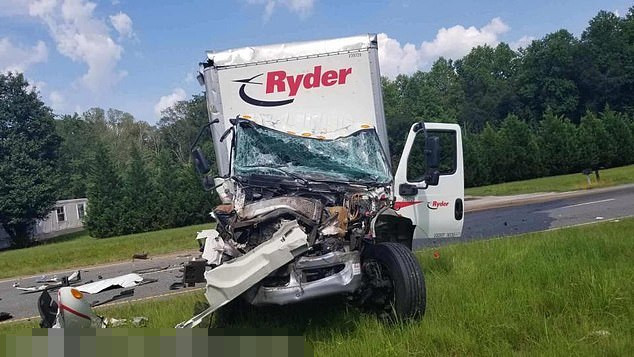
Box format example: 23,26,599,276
191,147,210,175
399,183,418,196
424,136,440,186
425,136,440,170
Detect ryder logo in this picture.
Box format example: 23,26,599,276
233,65,352,107
427,200,449,210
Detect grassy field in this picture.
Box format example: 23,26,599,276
2,218,632,355
0,223,213,279
465,164,634,196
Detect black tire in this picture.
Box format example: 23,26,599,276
361,242,426,321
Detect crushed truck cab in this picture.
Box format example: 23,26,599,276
179,34,464,327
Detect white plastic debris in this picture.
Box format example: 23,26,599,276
76,273,143,294
199,229,241,265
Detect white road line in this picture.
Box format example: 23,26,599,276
556,198,615,210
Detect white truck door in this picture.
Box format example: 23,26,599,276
393,122,464,239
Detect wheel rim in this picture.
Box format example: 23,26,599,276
362,259,396,318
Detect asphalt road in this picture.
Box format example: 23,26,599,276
0,253,201,323
1,185,633,323
413,184,634,249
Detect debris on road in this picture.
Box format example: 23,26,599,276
169,282,185,290
183,258,207,286
38,288,105,328
91,289,135,307
76,273,143,294
132,265,170,275
16,285,49,293
37,275,59,283
36,271,81,284
38,288,149,329
136,278,158,287
0,312,12,322
15,271,82,294
132,252,148,260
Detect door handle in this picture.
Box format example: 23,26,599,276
454,198,463,220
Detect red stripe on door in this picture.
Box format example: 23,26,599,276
393,201,422,210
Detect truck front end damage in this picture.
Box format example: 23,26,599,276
179,119,422,327
177,34,456,327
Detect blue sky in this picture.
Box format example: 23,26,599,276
0,0,631,124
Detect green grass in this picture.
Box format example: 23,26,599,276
0,223,213,279
465,164,634,196
3,218,632,355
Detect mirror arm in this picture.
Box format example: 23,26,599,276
220,126,234,142
190,119,219,152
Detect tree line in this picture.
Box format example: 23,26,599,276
2,7,633,247
382,8,634,187
55,98,218,239
1,73,218,246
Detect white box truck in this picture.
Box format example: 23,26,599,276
179,34,464,327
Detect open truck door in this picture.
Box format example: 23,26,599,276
394,122,464,240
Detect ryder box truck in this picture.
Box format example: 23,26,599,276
178,34,464,327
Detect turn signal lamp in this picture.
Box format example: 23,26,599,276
71,288,83,299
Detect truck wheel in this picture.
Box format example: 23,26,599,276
361,242,426,321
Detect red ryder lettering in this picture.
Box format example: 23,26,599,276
266,66,353,97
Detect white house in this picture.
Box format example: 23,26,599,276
0,198,87,249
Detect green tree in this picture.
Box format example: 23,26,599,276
455,43,520,130
600,106,634,167
427,58,464,122
538,109,579,175
497,114,543,181
516,30,580,122
478,123,505,184
578,11,631,113
577,111,614,170
385,115,416,170
0,73,60,247
120,146,157,234
55,114,97,199
462,130,489,187
152,150,181,228
173,164,216,226
158,94,211,165
84,143,124,238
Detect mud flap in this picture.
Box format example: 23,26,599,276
176,220,309,328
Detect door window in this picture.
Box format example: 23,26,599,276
406,130,457,182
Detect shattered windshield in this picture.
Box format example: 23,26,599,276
233,123,392,184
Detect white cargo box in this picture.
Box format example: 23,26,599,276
200,34,388,176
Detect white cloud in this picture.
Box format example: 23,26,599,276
378,17,517,78
27,79,47,93
246,0,315,20
0,37,48,73
377,34,419,78
109,12,134,38
511,35,535,50
154,88,186,118
49,90,65,112
28,0,128,91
